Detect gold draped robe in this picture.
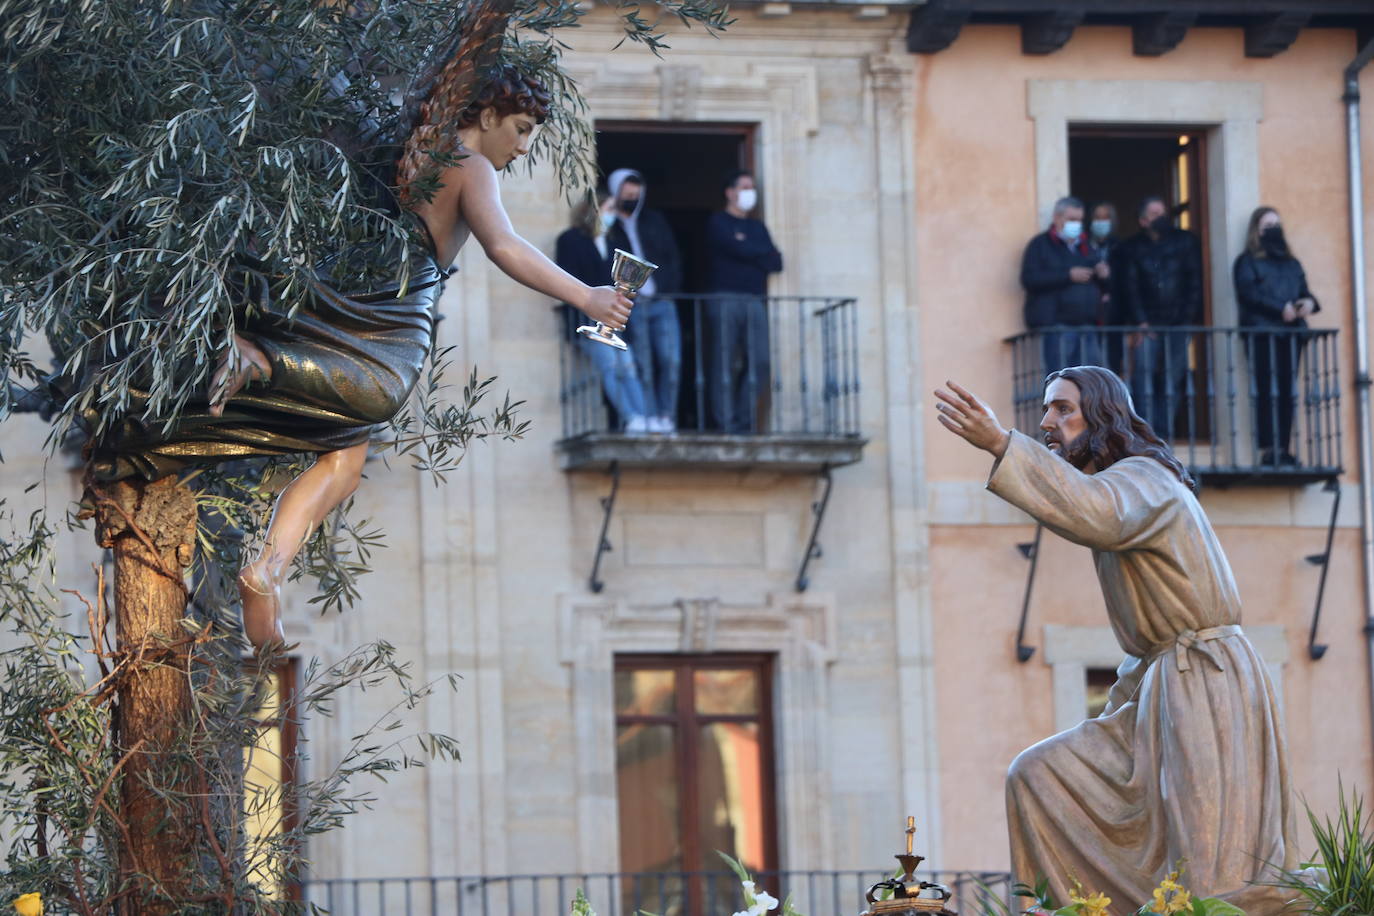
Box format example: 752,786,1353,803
988,430,1298,914
92,239,446,481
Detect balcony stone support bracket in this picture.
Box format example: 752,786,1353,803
558,591,838,874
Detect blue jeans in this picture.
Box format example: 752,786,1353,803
626,297,682,420
706,296,771,433
578,335,647,428
1040,328,1102,375
1128,329,1191,437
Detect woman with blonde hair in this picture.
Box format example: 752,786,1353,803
1233,205,1320,465
555,189,650,433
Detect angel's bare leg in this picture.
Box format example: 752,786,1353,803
239,443,369,649
209,333,272,417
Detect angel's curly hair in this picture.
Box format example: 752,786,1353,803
398,65,550,207
1046,365,1195,490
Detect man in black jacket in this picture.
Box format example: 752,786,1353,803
705,170,783,433
1020,196,1104,373
607,168,684,433
1117,196,1204,436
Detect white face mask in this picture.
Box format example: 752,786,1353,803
1061,220,1083,241
599,211,617,232
736,188,758,212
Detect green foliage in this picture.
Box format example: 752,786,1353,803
1268,783,1374,916
0,498,466,913
571,887,598,916
0,0,729,446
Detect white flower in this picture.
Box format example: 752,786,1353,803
741,881,756,897
733,911,751,916
749,890,779,914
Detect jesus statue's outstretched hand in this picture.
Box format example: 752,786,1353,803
934,380,1011,458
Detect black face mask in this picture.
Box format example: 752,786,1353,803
1260,225,1290,259
1149,214,1172,236
617,198,638,215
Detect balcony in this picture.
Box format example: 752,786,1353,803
555,295,867,473
300,868,1014,916
1005,326,1343,487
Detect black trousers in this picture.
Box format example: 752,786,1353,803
1246,330,1306,457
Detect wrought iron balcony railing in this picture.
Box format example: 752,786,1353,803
554,295,866,472
300,867,1014,916
1005,325,1343,486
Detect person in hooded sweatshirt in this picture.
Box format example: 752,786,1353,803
1233,205,1320,466
606,168,685,433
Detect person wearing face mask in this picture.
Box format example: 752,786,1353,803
705,170,783,433
606,168,685,433
555,189,651,433
1117,195,1204,437
1087,202,1127,373
1020,195,1104,373
1233,206,1320,465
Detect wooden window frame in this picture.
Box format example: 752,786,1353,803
614,652,779,882
245,656,301,902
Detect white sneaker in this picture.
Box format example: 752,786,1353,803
625,415,649,435
657,416,676,434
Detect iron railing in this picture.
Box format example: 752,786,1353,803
1006,326,1343,483
299,868,1014,916
556,295,861,441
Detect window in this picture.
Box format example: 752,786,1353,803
1085,667,1116,719
614,654,777,916
244,658,299,901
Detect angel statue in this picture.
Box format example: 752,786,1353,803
84,2,634,649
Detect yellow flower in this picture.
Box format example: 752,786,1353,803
1075,891,1111,916
12,893,42,916
1149,872,1192,915
1067,877,1111,916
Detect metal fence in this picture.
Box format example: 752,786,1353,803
1006,326,1342,480
557,295,861,441
300,868,1014,916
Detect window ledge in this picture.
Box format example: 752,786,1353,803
555,432,867,472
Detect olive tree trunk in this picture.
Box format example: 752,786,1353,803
95,476,198,915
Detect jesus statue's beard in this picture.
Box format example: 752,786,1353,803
1048,431,1095,470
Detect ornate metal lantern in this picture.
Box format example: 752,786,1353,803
860,817,956,916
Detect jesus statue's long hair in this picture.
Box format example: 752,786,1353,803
1046,365,1196,490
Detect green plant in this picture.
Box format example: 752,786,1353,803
987,870,1244,916
1268,783,1374,916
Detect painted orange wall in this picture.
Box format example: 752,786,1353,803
914,24,1374,872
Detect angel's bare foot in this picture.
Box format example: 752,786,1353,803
238,558,285,651
209,334,272,417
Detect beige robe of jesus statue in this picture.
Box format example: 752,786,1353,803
988,430,1299,914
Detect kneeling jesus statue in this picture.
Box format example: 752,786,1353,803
935,366,1299,914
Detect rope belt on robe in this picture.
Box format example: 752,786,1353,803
1148,624,1243,672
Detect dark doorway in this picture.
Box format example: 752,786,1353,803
1068,127,1210,322
596,123,756,430
1069,128,1212,441
596,122,755,296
